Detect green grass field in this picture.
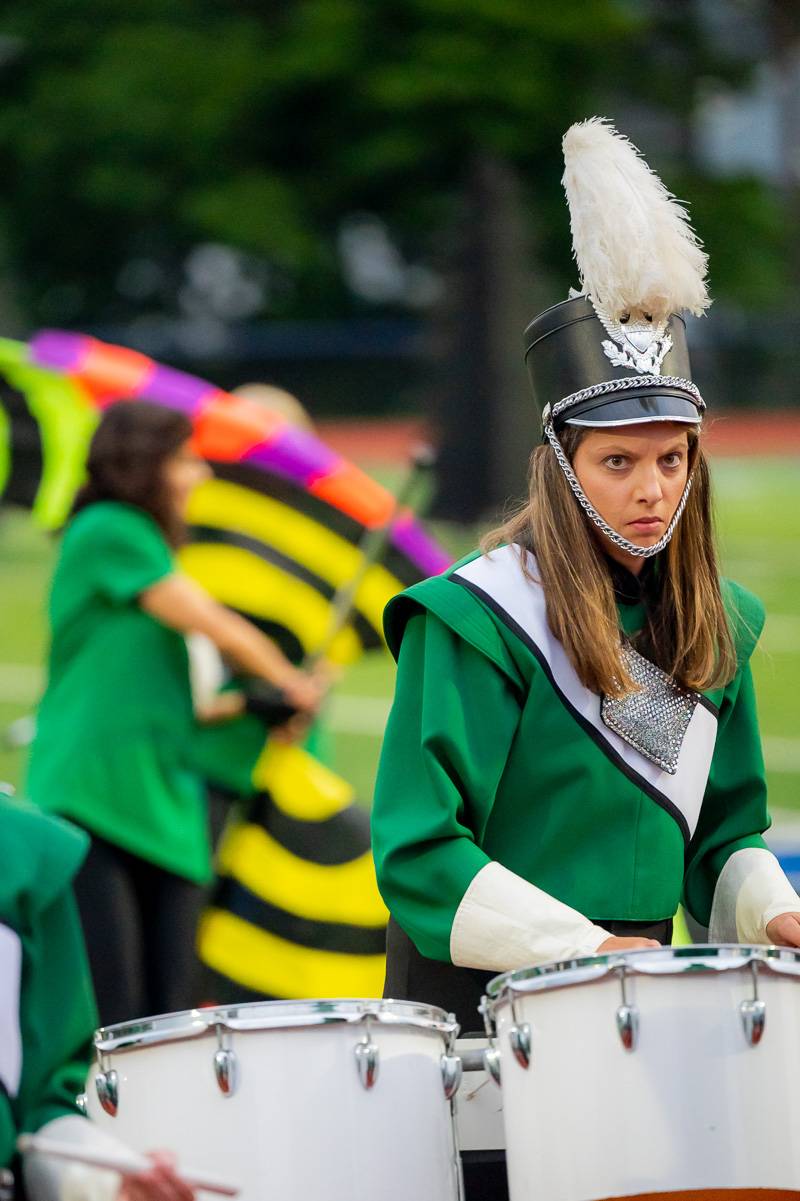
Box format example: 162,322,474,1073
1,455,798,821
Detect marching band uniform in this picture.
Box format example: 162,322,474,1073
0,797,196,1201
373,542,782,1024
0,798,96,1176
0,796,132,1201
370,119,800,1200
26,499,266,1024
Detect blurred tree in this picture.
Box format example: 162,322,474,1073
0,0,793,438
0,0,725,326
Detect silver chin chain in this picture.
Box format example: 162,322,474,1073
543,422,693,559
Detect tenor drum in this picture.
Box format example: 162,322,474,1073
86,999,462,1201
485,945,800,1201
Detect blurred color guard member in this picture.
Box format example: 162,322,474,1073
371,120,800,1199
26,401,321,1026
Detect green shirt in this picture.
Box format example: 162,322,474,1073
0,798,97,1168
27,501,212,882
372,546,769,963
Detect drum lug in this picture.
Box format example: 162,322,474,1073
75,1092,88,1116
615,965,639,1051
615,1004,639,1051
740,961,766,1047
441,1054,463,1100
740,999,766,1047
355,1037,380,1089
213,1048,239,1097
483,1045,502,1087
477,998,503,1085
214,1023,239,1097
508,1023,531,1069
95,1068,118,1117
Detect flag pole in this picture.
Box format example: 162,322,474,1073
305,443,437,670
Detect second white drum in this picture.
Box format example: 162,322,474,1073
485,945,800,1201
86,998,462,1201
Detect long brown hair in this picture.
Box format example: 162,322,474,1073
70,400,194,547
483,425,737,697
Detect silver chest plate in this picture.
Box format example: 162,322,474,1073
601,644,699,775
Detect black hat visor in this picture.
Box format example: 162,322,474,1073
561,388,701,429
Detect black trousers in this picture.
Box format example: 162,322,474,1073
72,831,206,1027
384,916,673,1201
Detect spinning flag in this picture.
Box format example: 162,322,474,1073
0,330,451,1000
8,329,448,663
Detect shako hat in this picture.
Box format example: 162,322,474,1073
526,118,709,433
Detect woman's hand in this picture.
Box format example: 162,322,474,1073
194,692,246,724
141,575,329,708
279,668,326,715
117,1152,194,1201
766,912,800,946
597,936,661,953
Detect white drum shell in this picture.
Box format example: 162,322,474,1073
492,952,800,1201
87,1009,460,1201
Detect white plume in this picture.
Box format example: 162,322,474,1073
562,117,710,320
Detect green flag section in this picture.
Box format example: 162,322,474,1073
0,337,97,528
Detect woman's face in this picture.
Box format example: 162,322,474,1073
162,439,211,516
571,421,690,574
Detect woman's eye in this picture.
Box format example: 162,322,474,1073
662,452,683,468
605,455,627,469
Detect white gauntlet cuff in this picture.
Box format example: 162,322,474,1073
709,847,800,944
23,1116,121,1201
450,861,610,972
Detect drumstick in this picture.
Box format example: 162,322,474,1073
17,1135,240,1197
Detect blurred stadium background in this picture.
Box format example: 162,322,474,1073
0,0,798,829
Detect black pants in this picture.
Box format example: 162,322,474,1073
385,916,673,1201
73,831,206,1027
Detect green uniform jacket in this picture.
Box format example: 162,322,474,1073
0,799,97,1168
372,545,768,964
27,501,264,883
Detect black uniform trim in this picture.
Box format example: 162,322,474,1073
451,574,692,846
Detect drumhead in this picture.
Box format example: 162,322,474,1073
95,997,456,1054
486,944,800,1008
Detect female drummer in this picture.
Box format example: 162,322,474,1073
371,120,800,1196
26,400,322,1026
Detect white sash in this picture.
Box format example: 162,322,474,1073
453,545,717,841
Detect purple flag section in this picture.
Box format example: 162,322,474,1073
390,513,450,577
244,425,339,488
29,330,87,373
138,364,217,415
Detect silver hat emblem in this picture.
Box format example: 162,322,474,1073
592,297,672,374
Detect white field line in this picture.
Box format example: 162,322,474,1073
760,615,800,654
327,694,391,736
768,809,800,848
330,702,800,776
0,664,42,703
762,737,800,775
0,670,394,736
1,672,798,775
